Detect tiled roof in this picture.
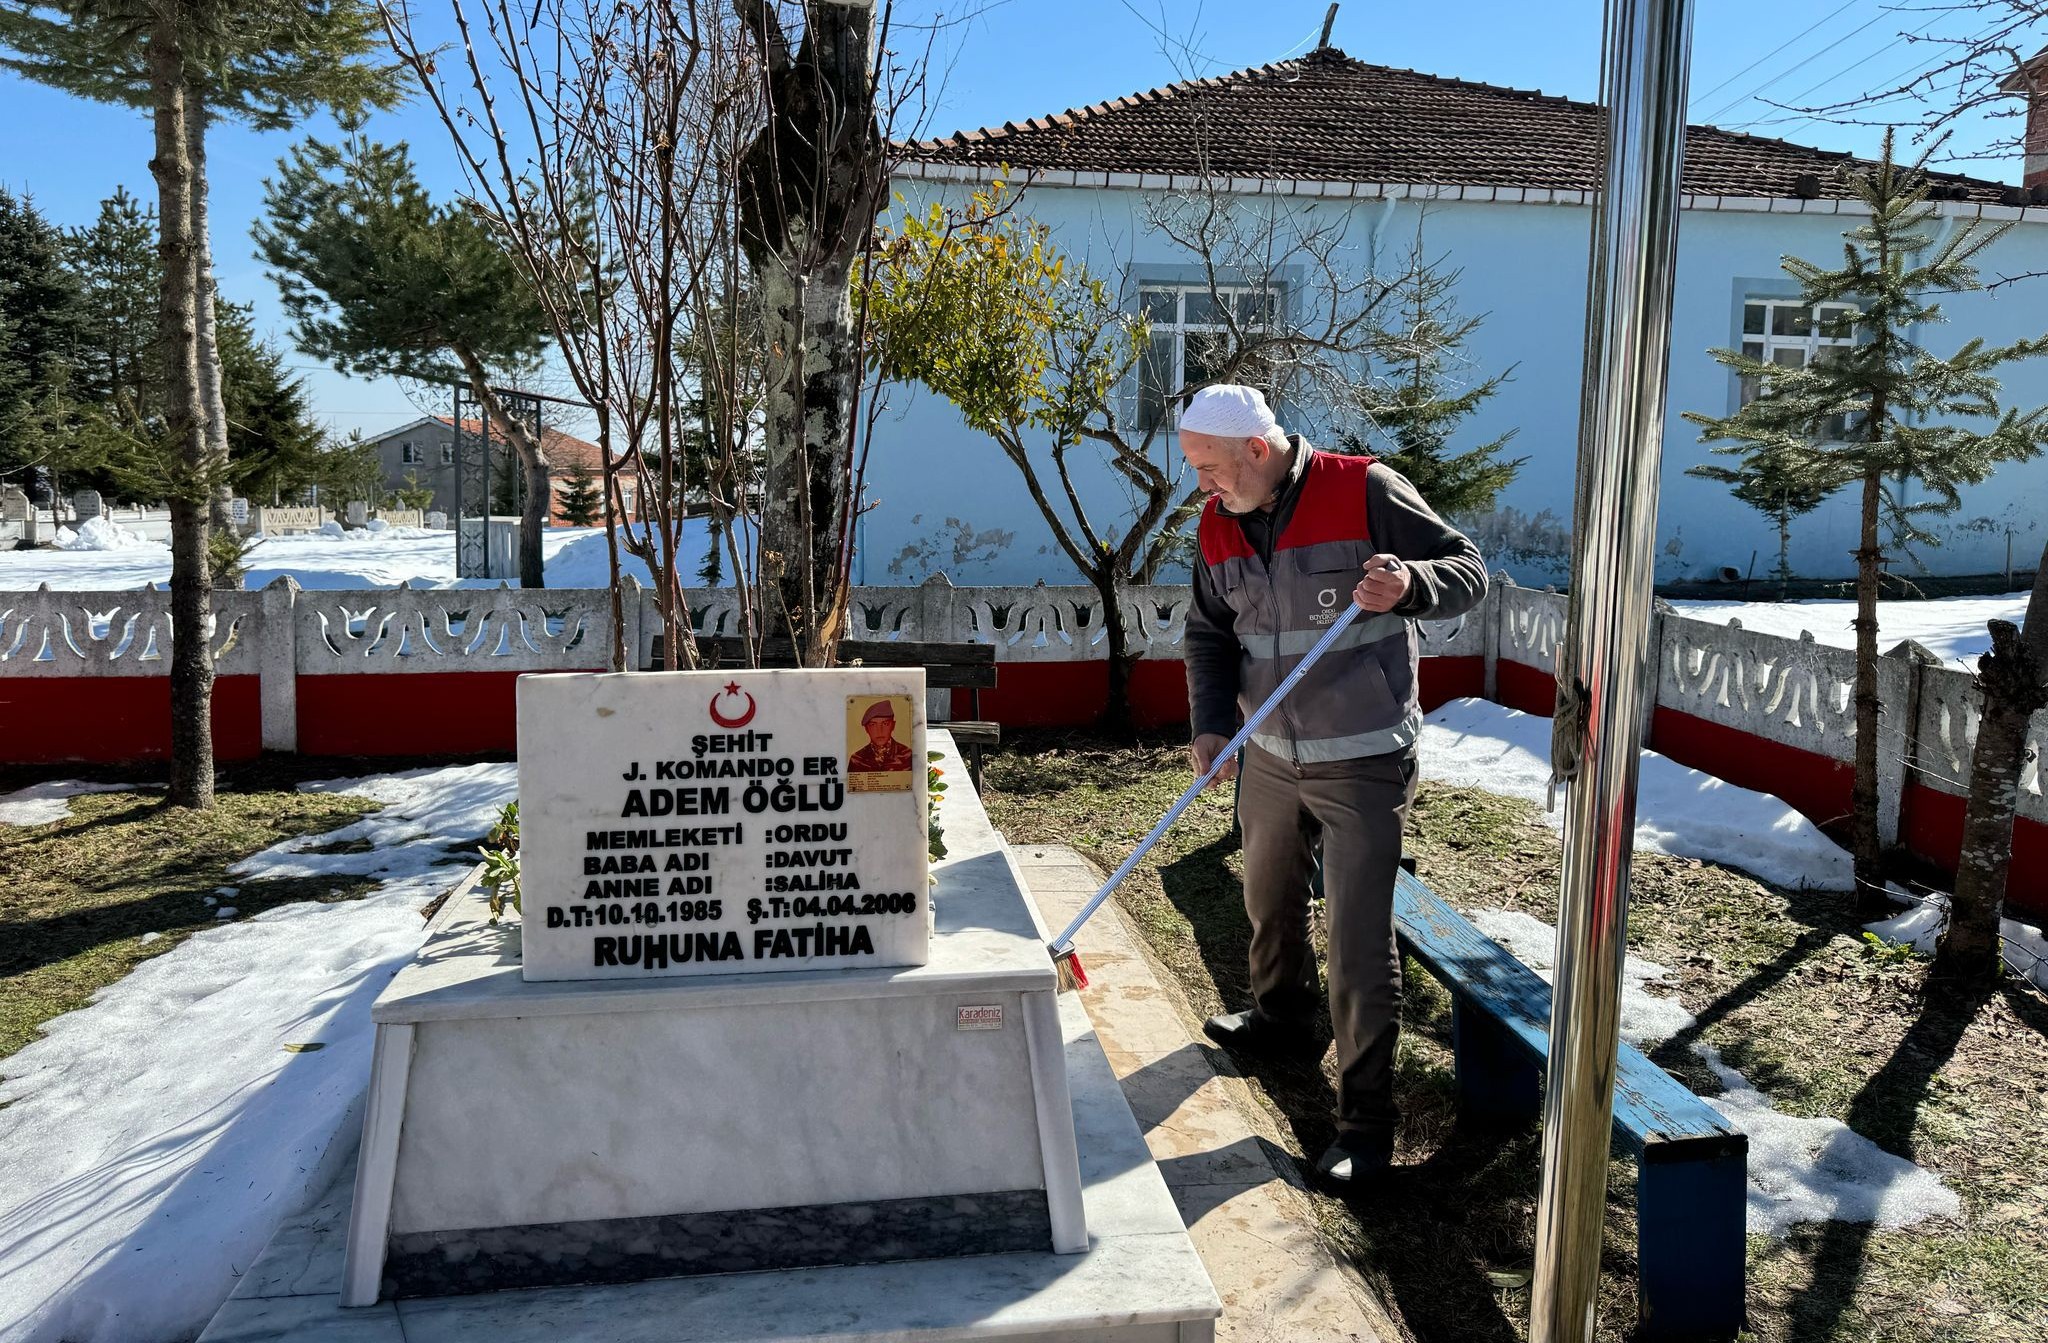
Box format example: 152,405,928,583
904,47,2021,204
438,417,602,472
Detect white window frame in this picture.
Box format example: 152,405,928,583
400,442,420,465
1740,298,1857,438
441,443,455,466
1135,281,1283,432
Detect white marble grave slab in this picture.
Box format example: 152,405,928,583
518,669,931,982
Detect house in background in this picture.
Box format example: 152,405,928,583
858,45,2048,587
362,416,640,524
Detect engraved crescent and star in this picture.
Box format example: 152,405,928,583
622,683,759,778
708,681,757,728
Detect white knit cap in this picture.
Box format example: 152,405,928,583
1179,384,1276,438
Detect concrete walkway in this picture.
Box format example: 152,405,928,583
1015,845,1394,1343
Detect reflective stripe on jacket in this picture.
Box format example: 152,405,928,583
1196,450,1420,762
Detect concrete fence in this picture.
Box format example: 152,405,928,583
1,572,2039,912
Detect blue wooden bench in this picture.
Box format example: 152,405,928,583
1392,868,1748,1342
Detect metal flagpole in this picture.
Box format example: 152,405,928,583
1530,0,1695,1338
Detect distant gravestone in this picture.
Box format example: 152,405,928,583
229,497,250,527
346,500,368,527
72,489,102,521
427,510,448,530
0,486,28,522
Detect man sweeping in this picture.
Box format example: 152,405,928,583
1180,384,1488,1190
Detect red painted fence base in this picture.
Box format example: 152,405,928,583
0,675,261,764
296,671,528,757
951,656,1486,729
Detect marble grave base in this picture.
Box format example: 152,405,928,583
200,889,1220,1338
337,735,1117,1307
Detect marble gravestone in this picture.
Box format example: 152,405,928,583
518,668,932,982
337,676,1099,1312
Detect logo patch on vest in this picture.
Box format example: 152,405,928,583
1310,586,1342,625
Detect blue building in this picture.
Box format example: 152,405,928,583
858,47,2048,587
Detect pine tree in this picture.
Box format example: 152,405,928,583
0,187,84,493
557,462,602,527
389,469,435,512
315,429,384,512
63,186,160,425
1340,227,1524,516
256,122,554,584
0,0,396,810
1686,443,1832,593
217,300,324,504
1686,131,2048,910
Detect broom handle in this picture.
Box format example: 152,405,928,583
1047,597,1369,957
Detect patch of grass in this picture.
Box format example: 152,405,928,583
0,787,382,1064
982,730,2048,1343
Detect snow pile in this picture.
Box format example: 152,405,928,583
51,517,161,552
1461,905,1962,1237
0,522,707,591
1465,908,1697,1047
0,763,514,1343
1694,1046,1962,1236
0,780,139,826
1421,698,1855,892
1671,594,2030,670
1863,889,2048,991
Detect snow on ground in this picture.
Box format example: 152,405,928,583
1693,1046,1961,1236
0,779,142,825
1466,908,1698,1047
0,764,514,1343
1462,907,1961,1236
1671,593,2031,670
1863,890,2048,992
0,521,720,592
1421,697,1855,893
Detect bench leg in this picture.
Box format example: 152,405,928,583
1637,1151,1747,1341
1451,996,1541,1129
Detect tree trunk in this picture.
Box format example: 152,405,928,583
1850,461,1886,911
1937,547,2048,984
186,97,234,537
147,19,213,810
736,0,881,667
452,346,548,588
1776,504,1793,596
519,445,549,587
1094,565,1136,738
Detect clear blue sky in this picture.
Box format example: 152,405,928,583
0,0,2026,443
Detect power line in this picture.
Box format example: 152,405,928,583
1689,0,1864,112
1698,7,1897,124
1772,9,1950,111
1724,14,2005,134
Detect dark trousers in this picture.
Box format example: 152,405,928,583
1237,741,1417,1137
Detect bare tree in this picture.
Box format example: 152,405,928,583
734,0,890,666
380,0,765,668
381,0,938,671
1781,4,2044,177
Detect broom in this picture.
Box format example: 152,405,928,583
1048,572,1391,992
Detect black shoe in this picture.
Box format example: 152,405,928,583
1201,1010,1324,1060
1312,1132,1394,1191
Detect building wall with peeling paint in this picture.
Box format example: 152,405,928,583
858,178,2048,589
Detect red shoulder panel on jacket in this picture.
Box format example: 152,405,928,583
1198,495,1255,566
1277,451,1374,551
